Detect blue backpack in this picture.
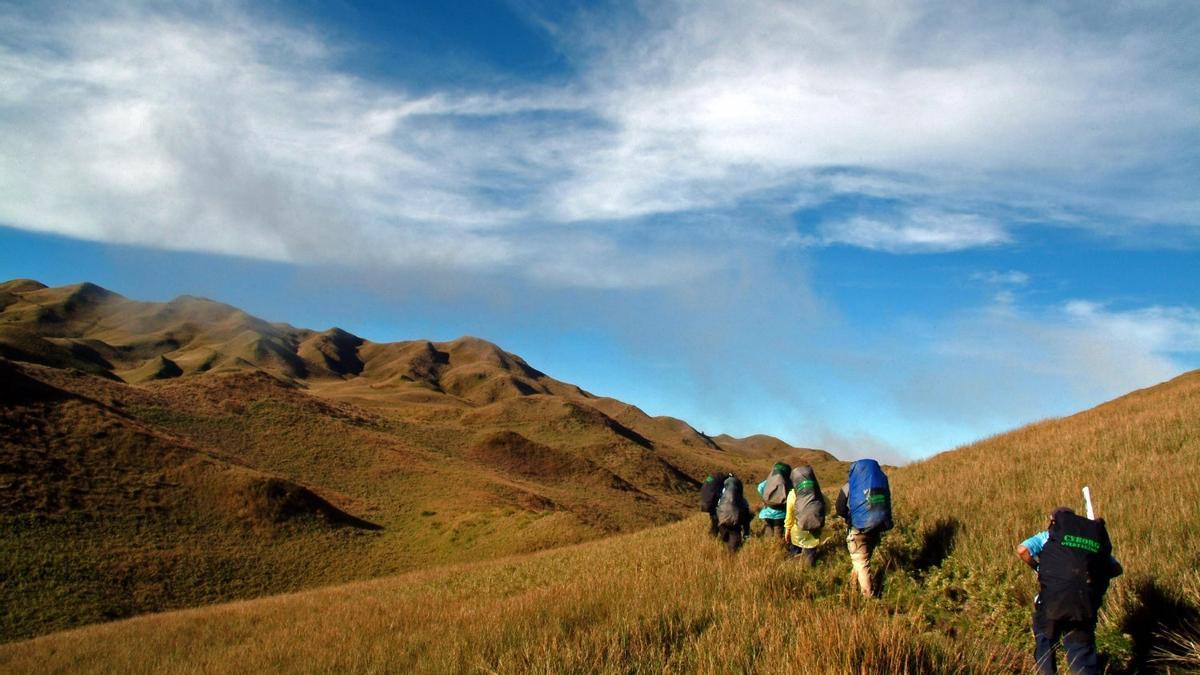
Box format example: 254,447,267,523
848,459,892,533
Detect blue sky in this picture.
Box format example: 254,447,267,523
1,1,1198,462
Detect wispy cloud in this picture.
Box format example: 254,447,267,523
888,297,1200,432
555,0,1200,232
0,2,664,285
0,0,1196,290
973,270,1030,287
817,210,1009,253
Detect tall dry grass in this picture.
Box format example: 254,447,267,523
890,370,1200,669
3,365,1196,672
0,517,1026,674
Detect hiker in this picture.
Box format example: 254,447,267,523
714,475,752,552
784,464,826,567
835,459,893,597
757,462,791,540
698,473,726,537
1016,507,1122,675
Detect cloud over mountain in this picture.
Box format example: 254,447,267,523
1,0,1197,291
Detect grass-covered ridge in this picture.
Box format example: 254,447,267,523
1,280,843,642
4,279,1199,672
4,370,1199,672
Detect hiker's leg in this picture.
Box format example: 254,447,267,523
846,532,873,597
720,526,740,553
1062,621,1099,675
1032,604,1058,675
709,511,719,537
802,546,817,567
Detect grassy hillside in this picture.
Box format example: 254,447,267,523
0,518,1027,674
890,369,1200,671
3,369,1197,673
1,280,842,642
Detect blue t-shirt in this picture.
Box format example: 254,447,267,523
1021,531,1051,558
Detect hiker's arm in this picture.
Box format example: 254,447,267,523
1108,556,1123,578
783,498,794,544
1016,544,1037,571
835,488,848,521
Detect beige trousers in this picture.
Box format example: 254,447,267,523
846,529,881,597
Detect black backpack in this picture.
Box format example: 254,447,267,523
699,474,723,512
1038,512,1114,622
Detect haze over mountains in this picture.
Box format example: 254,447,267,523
0,279,840,640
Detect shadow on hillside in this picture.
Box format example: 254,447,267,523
886,517,961,576
876,517,960,597
1120,579,1200,673
332,511,384,531
912,517,961,575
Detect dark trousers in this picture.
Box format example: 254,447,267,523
1033,602,1099,674
762,518,785,539
718,525,746,552
707,511,719,537
787,544,817,567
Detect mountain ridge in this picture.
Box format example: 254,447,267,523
0,279,842,641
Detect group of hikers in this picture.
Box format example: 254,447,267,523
700,460,1122,674
699,459,891,598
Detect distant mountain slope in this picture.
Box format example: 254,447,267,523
0,279,817,464
0,280,842,641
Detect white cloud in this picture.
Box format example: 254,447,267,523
1063,301,1200,355
973,270,1030,286
0,0,1196,285
552,0,1200,231
818,210,1009,252
890,298,1200,432
0,3,670,285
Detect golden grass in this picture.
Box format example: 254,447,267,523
7,369,1198,672
2,352,841,643
0,517,1026,674
889,370,1200,669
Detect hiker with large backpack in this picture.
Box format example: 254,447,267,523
784,464,826,567
1016,507,1122,675
835,459,893,597
757,462,791,540
698,473,727,537
715,475,752,552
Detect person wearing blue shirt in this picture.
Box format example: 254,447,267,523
756,463,790,540
1016,507,1122,675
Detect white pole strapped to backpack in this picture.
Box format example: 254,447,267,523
1082,486,1095,520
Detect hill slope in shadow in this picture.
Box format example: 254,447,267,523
0,279,843,641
